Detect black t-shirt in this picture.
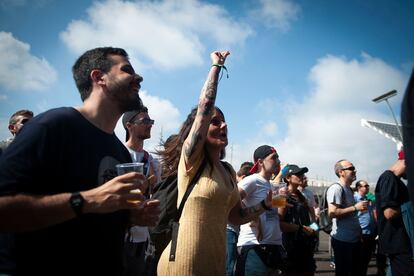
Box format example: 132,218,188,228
0,107,131,275
375,170,411,255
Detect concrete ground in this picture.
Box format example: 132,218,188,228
315,231,381,276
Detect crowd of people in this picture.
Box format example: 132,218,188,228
0,46,413,276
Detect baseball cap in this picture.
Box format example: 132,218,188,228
398,149,405,160
249,145,277,174
122,106,148,141
283,164,308,177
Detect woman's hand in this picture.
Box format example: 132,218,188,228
211,51,230,65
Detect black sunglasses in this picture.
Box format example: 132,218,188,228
132,118,154,125
342,166,355,171
210,118,225,127
20,118,30,125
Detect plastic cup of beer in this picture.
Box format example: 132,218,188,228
272,194,287,208
116,162,144,204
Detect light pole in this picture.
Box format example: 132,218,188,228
372,89,403,142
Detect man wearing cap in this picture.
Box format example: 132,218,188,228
122,106,161,276
327,160,368,276
375,151,414,275
235,145,285,275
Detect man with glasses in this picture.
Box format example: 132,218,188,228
327,160,368,276
354,180,377,275
0,109,33,154
0,109,33,275
122,106,161,276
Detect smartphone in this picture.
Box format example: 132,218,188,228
309,222,320,231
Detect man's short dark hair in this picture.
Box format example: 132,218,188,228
9,109,33,125
237,162,254,178
72,47,129,101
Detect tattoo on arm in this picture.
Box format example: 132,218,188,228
239,204,263,218
184,130,200,158
200,77,217,116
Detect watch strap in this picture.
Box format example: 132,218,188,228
70,192,84,217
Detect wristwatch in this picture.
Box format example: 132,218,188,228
70,192,84,217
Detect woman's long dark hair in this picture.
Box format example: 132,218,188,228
156,106,226,178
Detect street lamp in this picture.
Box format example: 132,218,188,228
372,89,403,142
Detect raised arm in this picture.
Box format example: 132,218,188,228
182,51,230,166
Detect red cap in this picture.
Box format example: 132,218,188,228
249,145,277,174
398,150,405,160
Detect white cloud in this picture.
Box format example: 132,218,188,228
0,32,57,91
60,0,253,70
114,90,181,151
230,53,408,184
252,0,301,32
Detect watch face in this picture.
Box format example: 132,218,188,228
73,196,82,205
70,192,84,216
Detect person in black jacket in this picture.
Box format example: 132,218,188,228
375,150,414,276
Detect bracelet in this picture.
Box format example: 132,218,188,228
211,64,229,80
353,205,357,212
211,64,224,68
261,199,271,211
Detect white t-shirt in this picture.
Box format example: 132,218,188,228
237,174,283,246
126,148,161,243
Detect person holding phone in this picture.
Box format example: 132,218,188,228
278,164,317,276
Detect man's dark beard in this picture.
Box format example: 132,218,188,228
108,78,143,112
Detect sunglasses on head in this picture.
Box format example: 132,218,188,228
131,118,154,125
341,166,355,171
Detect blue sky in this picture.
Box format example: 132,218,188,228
0,0,413,183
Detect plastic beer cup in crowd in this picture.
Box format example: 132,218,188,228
116,162,144,204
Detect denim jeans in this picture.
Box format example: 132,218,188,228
226,229,238,276
244,249,275,276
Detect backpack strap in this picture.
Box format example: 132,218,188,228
328,182,346,207
169,158,207,261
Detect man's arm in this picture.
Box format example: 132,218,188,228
228,186,273,225
0,172,159,232
328,200,367,218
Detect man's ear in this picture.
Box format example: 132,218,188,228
90,69,105,85
8,124,16,135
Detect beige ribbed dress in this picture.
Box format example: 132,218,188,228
157,152,239,276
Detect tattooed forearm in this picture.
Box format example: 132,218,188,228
239,203,263,218
199,76,218,116
184,130,201,158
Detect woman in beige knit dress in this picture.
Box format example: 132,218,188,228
156,51,273,276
